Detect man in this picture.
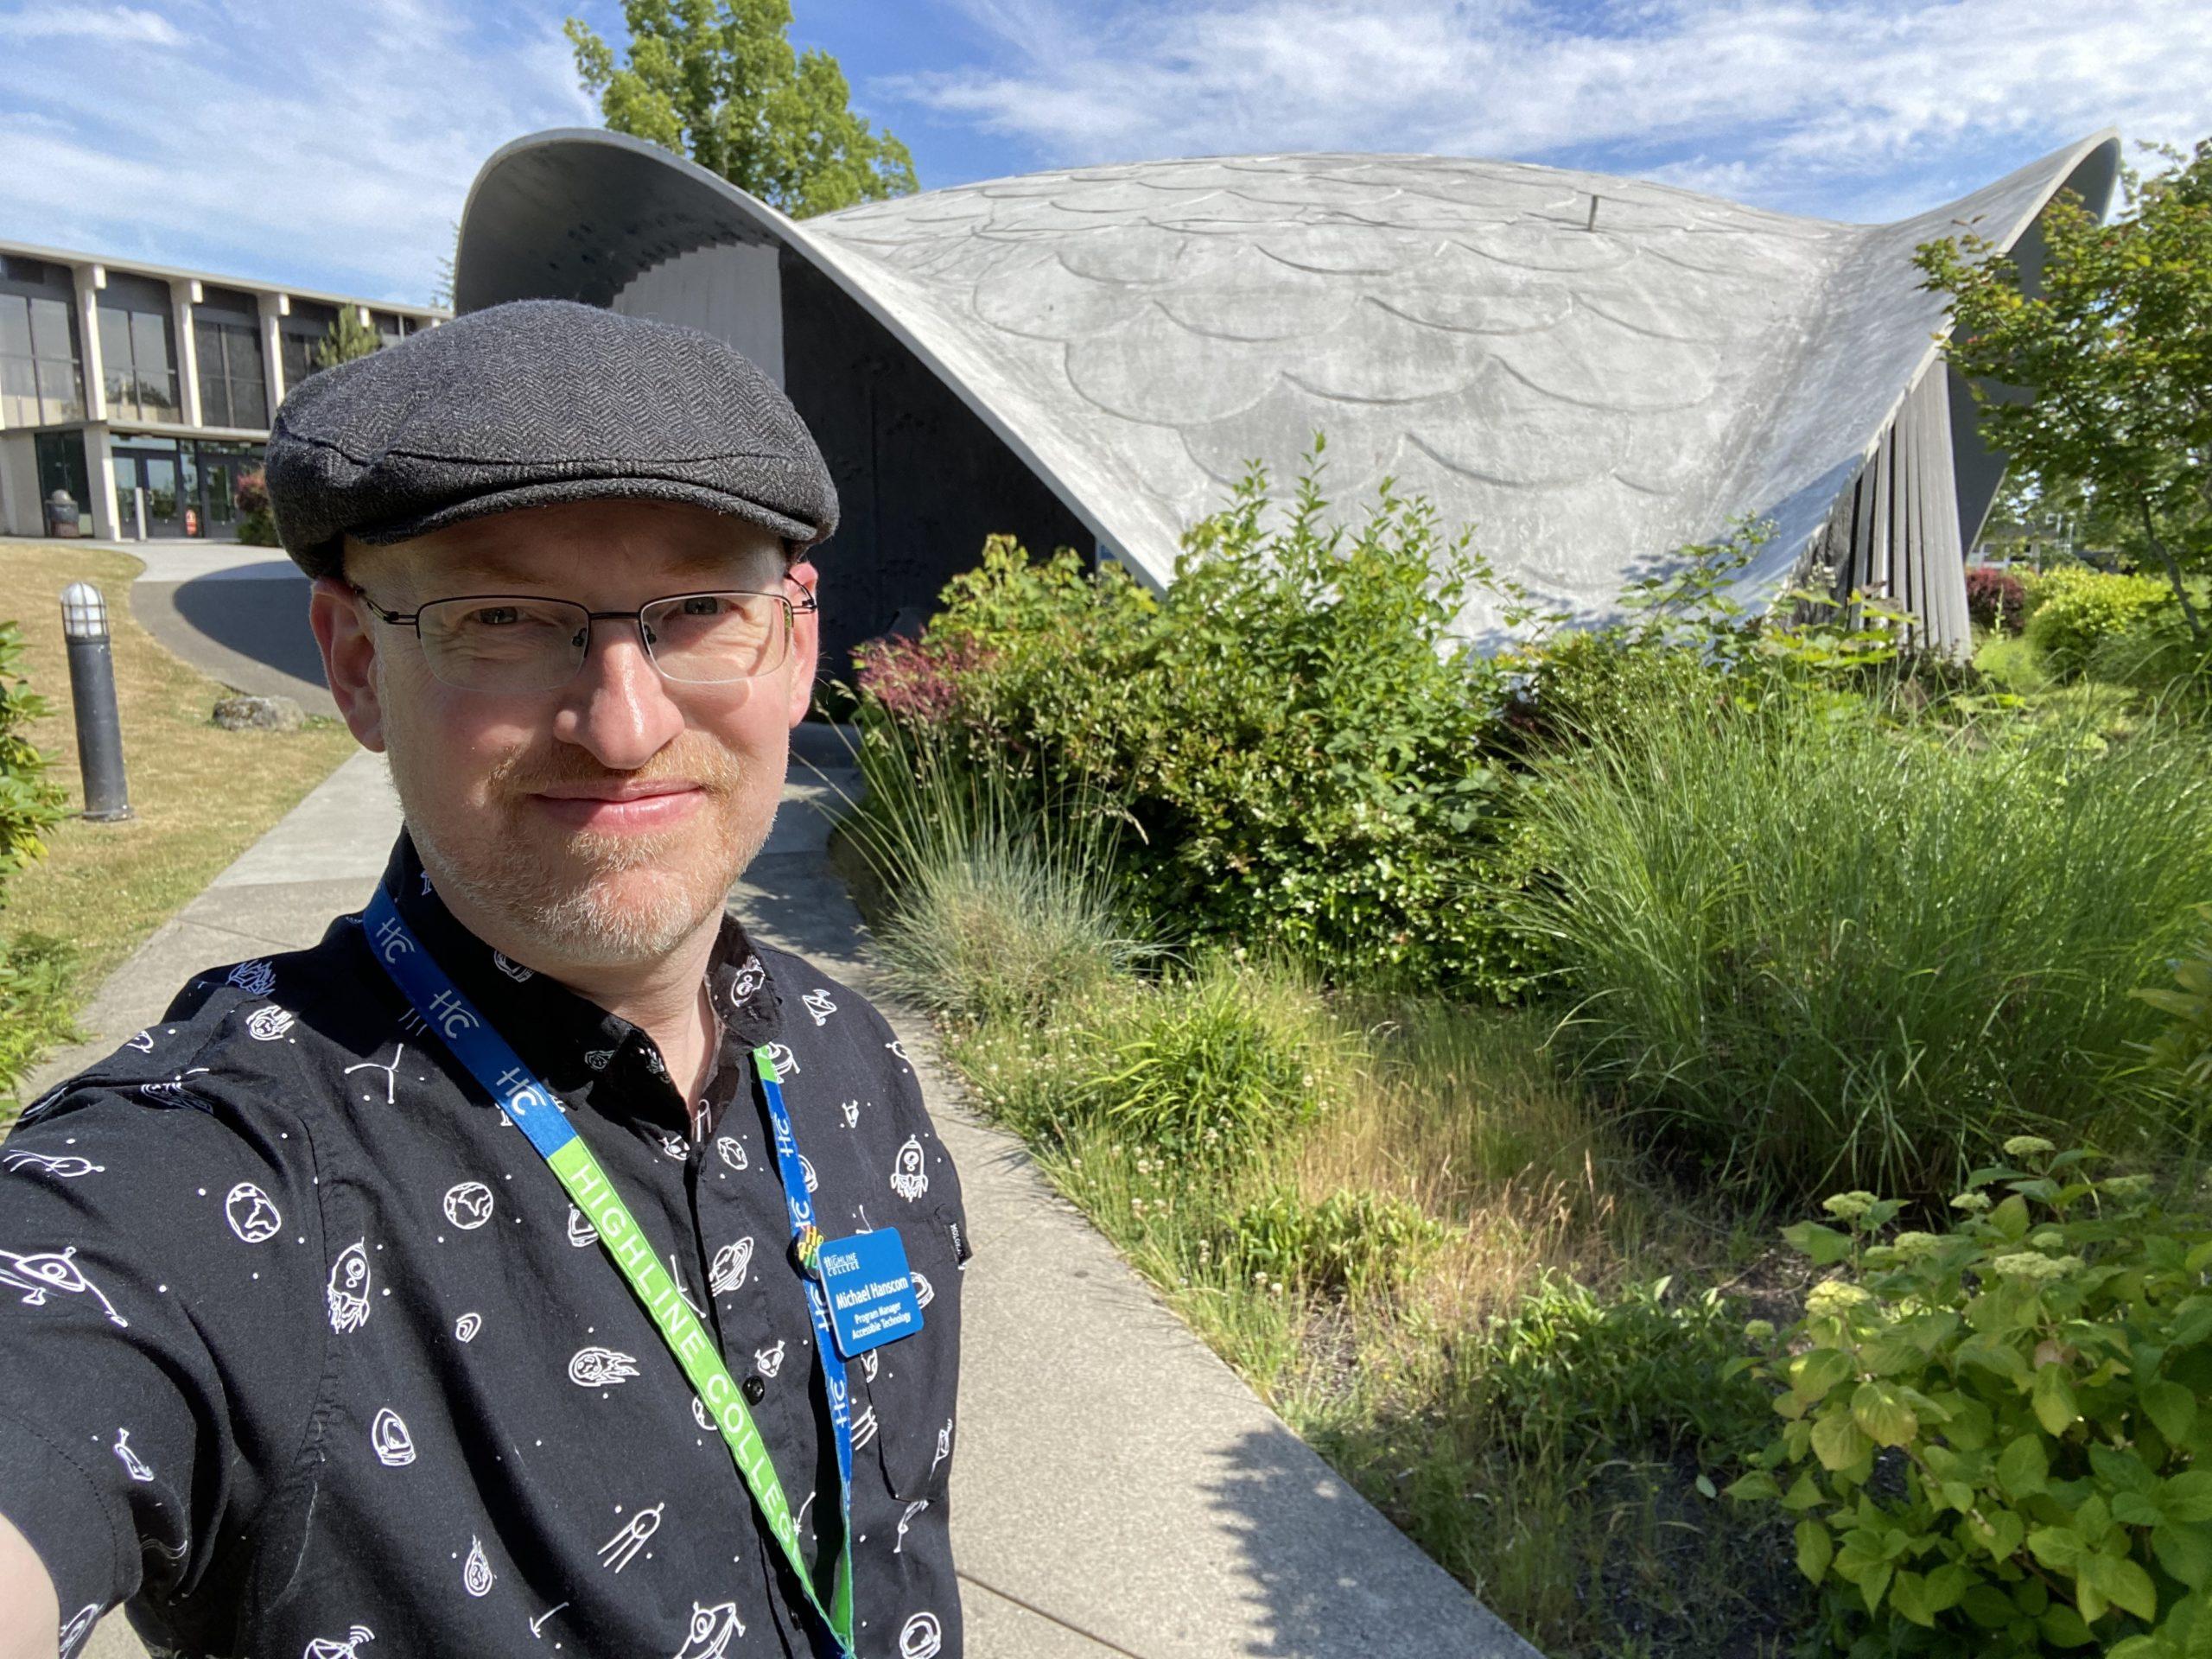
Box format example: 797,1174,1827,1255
0,300,968,1659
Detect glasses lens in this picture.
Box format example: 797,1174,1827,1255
641,593,787,683
416,595,588,691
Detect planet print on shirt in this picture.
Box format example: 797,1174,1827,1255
441,1181,494,1230
225,1183,283,1243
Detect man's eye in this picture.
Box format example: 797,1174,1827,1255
467,606,523,627
679,596,727,617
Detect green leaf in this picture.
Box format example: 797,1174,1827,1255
2041,1604,2097,1648
1783,1221,1857,1266
1812,1410,1872,1471
2171,1472,2212,1524
2150,1381,2203,1445
1796,1518,1834,1584
1724,1471,1780,1503
2091,1554,2162,1622
1999,1433,2051,1498
2158,1522,2212,1590
1852,1381,1919,1447
1780,1471,1824,1512
2034,1363,2082,1436
1789,1347,1855,1402
2029,1525,2086,1570
1891,1568,1938,1628
1973,1506,2026,1562
1992,1193,2032,1242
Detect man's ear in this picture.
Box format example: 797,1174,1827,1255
308,575,387,753
784,560,820,729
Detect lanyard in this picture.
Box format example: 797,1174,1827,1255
362,889,856,1658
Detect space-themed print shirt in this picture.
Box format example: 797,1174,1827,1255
0,827,969,1659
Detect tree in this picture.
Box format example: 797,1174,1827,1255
565,0,918,219
313,308,384,372
1916,140,2212,640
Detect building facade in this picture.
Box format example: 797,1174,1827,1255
0,239,447,542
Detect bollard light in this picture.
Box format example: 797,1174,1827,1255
59,581,131,822
60,581,107,641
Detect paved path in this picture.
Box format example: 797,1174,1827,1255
26,742,1533,1659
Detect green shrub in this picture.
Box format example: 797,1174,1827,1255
2024,565,2176,677
1471,1273,1768,1465
1503,694,2212,1202
1058,955,1353,1163
861,442,1543,996
0,931,79,1116
1728,1141,2212,1656
1224,1186,1451,1295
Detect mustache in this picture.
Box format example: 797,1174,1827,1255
490,739,751,798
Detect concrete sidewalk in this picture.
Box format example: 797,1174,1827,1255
28,738,1534,1659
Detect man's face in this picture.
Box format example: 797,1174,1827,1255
308,497,818,969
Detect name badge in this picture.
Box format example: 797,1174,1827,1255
813,1228,925,1359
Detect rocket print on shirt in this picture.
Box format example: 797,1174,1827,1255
327,1241,372,1333
597,1503,663,1571
890,1137,929,1202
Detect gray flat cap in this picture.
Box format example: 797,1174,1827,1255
264,297,838,581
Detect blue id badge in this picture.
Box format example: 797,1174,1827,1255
814,1228,925,1359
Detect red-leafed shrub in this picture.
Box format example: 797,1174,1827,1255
1965,564,2026,633
852,632,990,728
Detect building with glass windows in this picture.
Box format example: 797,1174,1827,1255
0,240,446,542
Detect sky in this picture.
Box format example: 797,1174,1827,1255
0,0,2205,309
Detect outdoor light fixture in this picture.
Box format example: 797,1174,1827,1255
59,581,131,822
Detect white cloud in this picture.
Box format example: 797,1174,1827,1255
0,0,598,304
884,0,2212,220
0,3,184,45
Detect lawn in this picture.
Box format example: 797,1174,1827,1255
0,540,357,1109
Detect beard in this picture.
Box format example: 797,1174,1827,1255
391,730,780,968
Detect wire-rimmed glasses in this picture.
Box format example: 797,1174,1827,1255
348,582,818,693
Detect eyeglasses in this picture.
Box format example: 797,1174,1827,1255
348,581,818,693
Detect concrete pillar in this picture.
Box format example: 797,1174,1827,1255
170,277,203,429
257,291,287,423
86,427,118,541
73,263,107,423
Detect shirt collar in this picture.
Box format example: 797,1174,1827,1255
372,827,784,1127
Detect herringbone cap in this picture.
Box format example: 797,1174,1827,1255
264,297,838,581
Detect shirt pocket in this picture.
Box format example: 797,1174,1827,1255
857,1202,964,1500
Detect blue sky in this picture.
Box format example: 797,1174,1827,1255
1,0,2203,308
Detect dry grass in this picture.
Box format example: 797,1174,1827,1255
1,538,355,1020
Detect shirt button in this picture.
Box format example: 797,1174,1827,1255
742,1375,766,1405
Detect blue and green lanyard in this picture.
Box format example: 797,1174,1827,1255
363,887,857,1658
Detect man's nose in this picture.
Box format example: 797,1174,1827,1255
550,616,695,767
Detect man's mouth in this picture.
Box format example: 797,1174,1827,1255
527,782,706,833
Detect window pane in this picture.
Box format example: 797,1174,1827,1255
99,307,132,371
38,358,84,422
229,372,267,429
144,370,180,422
132,309,173,378
1,356,38,427
200,368,230,429
0,296,31,360
29,296,73,359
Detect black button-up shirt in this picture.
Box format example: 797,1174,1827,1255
0,829,968,1659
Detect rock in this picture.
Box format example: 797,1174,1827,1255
213,694,305,732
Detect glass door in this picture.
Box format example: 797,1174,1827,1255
113,448,188,537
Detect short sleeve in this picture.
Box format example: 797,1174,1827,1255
0,1067,329,1642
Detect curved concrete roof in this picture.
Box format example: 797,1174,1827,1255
457,130,2118,641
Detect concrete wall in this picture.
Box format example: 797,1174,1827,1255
776,248,1096,680
613,241,785,387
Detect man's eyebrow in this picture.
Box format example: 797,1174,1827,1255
440,544,774,586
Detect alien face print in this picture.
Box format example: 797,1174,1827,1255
326,1241,372,1334
708,1237,754,1295
657,1130,689,1162
226,958,277,999
802,988,836,1026
371,1408,416,1467
0,1244,128,1327
441,1181,495,1230
673,1599,745,1659
754,1339,785,1379
569,1346,640,1388
899,1611,944,1659
714,1135,748,1173
245,1004,296,1042
568,1205,601,1247
889,1136,929,1202
839,1098,861,1128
